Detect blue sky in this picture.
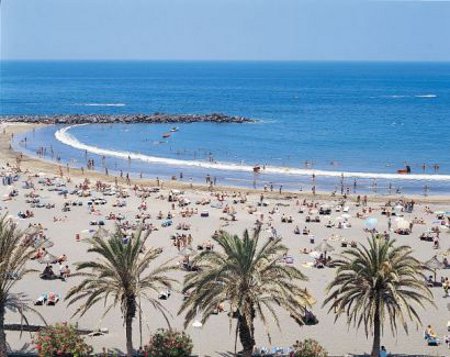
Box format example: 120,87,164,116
1,0,450,61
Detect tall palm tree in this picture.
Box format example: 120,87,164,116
0,214,43,355
179,228,312,356
324,237,433,357
66,228,176,356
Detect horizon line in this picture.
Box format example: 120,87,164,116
2,58,450,63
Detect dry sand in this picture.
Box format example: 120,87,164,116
1,122,450,356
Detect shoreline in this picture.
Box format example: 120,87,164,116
2,121,450,204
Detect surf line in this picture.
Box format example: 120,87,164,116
55,125,450,182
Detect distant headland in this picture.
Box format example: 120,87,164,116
0,113,254,125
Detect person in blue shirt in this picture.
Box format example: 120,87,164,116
379,346,388,357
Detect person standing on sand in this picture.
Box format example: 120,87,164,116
279,185,282,194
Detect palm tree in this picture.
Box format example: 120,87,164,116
324,237,433,357
66,227,176,356
0,214,43,355
179,228,312,356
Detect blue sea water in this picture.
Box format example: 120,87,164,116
1,61,450,194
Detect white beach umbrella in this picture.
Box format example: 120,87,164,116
396,219,410,230
309,251,321,259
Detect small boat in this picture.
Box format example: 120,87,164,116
170,127,179,132
162,133,171,139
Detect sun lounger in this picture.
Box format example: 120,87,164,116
35,293,47,305
161,219,172,227
88,327,109,337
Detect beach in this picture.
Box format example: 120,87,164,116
1,121,450,356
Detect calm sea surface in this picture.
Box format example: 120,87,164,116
2,61,450,194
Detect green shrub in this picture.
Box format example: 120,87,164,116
33,323,92,356
145,328,193,357
293,338,328,357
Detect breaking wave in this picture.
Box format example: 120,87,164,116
55,125,450,182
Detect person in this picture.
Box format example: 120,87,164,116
444,278,449,297
425,325,437,339
379,346,388,357
41,264,56,279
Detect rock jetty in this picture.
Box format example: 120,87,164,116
0,113,254,125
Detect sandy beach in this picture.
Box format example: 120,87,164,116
1,122,450,356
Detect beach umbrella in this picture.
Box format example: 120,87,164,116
38,253,57,265
314,240,335,253
425,255,444,281
309,209,319,215
299,288,317,306
34,238,54,249
314,239,335,259
93,227,110,239
365,217,378,230
425,256,445,270
179,246,196,257
309,251,321,259
396,219,410,230
23,225,42,236
341,213,351,219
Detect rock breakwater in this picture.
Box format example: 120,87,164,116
0,113,254,125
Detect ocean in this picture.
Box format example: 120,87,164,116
1,60,450,195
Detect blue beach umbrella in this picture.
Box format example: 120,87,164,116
365,217,378,230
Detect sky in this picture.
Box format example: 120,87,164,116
1,0,450,61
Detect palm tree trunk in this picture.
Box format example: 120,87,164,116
371,301,381,357
125,312,133,357
237,313,255,356
0,304,8,356
234,320,239,356
125,295,137,356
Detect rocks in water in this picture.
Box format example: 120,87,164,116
0,113,254,124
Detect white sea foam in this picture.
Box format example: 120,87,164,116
380,94,437,99
415,94,437,98
77,103,126,107
55,125,450,182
